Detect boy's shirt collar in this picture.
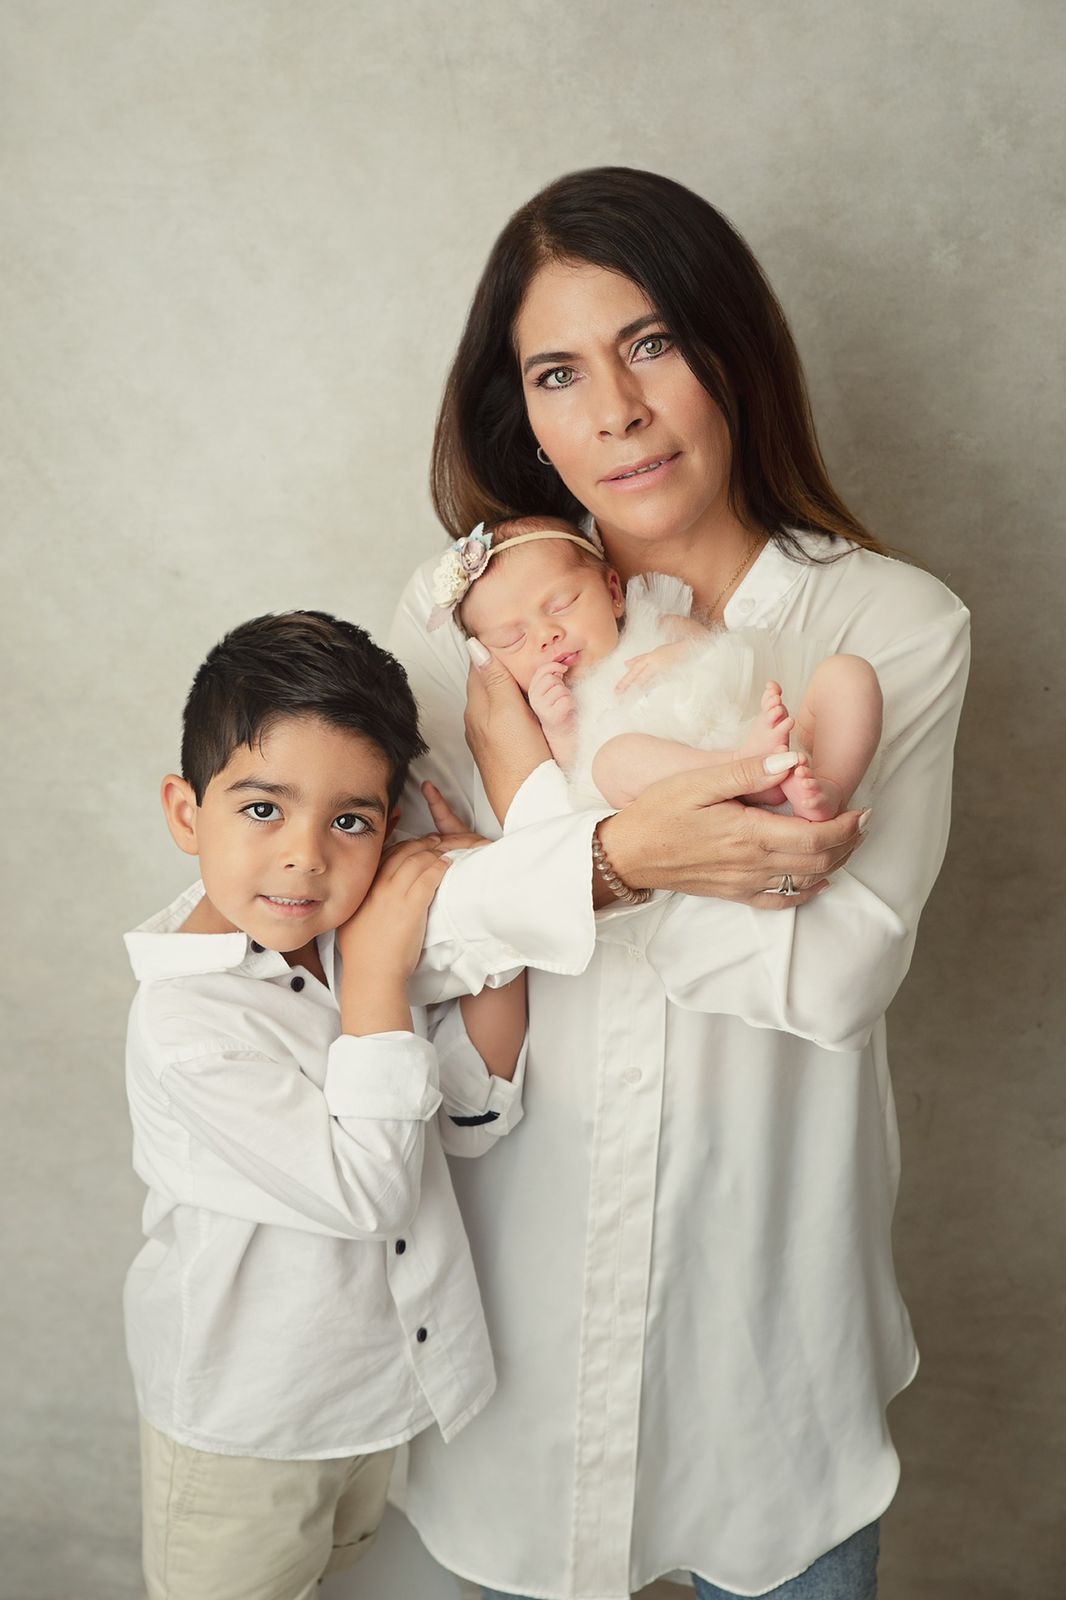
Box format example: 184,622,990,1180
124,880,337,988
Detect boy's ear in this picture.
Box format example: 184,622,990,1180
385,808,401,842
161,775,201,857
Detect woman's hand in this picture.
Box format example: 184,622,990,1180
598,752,869,909
463,638,553,825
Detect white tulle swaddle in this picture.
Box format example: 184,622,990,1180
566,572,813,810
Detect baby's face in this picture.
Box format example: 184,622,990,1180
461,541,624,693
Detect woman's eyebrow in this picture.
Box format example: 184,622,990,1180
520,314,663,376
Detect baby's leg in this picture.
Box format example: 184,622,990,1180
782,654,883,821
592,733,738,809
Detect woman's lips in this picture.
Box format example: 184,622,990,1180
600,451,681,491
258,895,322,920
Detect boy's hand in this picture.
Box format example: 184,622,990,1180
337,841,450,1032
421,780,490,853
528,660,576,732
615,641,692,696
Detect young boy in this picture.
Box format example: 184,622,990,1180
123,610,526,1600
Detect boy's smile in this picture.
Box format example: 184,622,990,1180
162,715,396,967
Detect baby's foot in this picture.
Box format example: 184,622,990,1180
781,756,844,822
740,681,795,759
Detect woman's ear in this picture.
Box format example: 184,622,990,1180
161,774,201,857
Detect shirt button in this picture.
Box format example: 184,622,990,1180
416,1327,428,1343
250,941,264,953
623,1067,642,1085
290,975,305,992
625,945,644,963
395,1239,406,1255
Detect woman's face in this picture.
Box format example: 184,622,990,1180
514,259,738,558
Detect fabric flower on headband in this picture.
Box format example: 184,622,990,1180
427,523,493,630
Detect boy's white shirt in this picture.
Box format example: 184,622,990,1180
123,880,525,1459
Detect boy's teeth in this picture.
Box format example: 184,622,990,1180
267,896,312,905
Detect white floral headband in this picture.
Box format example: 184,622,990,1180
427,522,605,631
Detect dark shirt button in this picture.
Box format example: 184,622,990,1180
395,1239,406,1255
416,1327,428,1343
290,975,305,992
250,941,264,953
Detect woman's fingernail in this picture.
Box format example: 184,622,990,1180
858,808,873,834
764,751,800,774
466,637,491,667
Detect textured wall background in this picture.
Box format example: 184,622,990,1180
2,4,1062,1597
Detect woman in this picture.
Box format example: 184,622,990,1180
390,168,969,1600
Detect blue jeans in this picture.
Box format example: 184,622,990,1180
482,1518,879,1600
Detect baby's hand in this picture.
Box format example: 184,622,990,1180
337,838,450,987
528,660,576,732
615,641,692,695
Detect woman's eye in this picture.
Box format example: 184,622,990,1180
634,334,670,360
538,366,575,389
243,802,282,822
334,814,371,836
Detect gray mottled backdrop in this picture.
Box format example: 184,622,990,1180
2,4,1062,1597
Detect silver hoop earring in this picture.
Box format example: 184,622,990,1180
536,446,552,466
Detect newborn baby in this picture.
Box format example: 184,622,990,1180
430,515,882,819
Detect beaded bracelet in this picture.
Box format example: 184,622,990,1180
592,823,653,906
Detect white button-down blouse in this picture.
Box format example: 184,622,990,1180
388,536,969,1599
123,882,525,1459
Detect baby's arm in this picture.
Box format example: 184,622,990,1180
527,659,579,770
782,654,883,822
613,614,708,695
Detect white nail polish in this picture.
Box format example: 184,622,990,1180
466,637,491,667
858,808,873,834
764,751,800,774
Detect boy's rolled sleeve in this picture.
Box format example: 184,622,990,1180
323,1031,443,1122
428,1001,526,1157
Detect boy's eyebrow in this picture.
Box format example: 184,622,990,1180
520,314,663,376
225,778,386,815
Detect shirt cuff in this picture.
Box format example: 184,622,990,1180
502,760,574,831
430,1001,526,1134
323,1032,442,1122
428,806,608,980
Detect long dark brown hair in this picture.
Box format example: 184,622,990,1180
431,166,883,559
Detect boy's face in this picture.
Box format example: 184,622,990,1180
163,715,396,953
460,540,624,694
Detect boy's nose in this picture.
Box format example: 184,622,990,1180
282,830,327,874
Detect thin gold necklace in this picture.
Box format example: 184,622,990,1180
706,533,762,621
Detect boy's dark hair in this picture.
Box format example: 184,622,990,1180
181,611,426,808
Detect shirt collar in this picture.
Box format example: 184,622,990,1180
582,517,840,629
124,880,337,987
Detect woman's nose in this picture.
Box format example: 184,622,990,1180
595,365,652,439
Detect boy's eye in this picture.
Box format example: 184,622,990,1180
538,366,575,389
333,813,371,835
243,802,282,822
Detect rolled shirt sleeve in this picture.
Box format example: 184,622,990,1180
144,1017,442,1239
426,999,527,1156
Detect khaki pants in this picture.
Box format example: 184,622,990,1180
139,1417,394,1600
